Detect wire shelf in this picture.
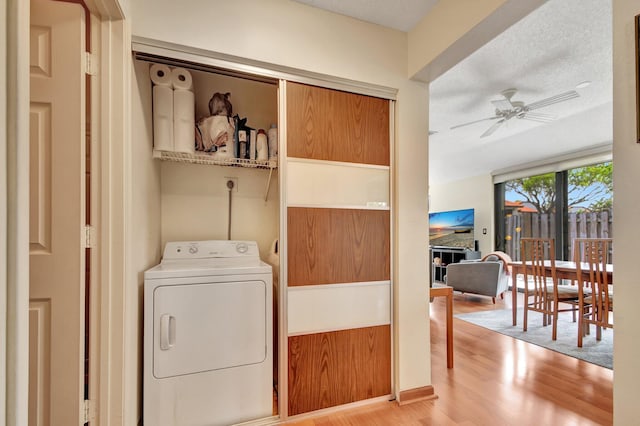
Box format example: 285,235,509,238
153,149,278,169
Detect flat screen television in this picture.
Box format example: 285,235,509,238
428,208,475,250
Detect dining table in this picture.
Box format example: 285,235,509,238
508,260,614,326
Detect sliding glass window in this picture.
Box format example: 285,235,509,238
495,161,612,261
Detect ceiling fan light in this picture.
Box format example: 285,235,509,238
576,80,592,89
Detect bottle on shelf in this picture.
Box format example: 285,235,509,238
256,129,268,161
267,124,278,160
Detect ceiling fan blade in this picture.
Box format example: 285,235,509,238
480,119,506,138
520,111,557,123
525,90,579,111
450,116,501,130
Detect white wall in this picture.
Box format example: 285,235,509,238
190,70,277,131
132,0,408,85
429,174,494,254
130,0,431,408
612,1,640,423
160,162,280,260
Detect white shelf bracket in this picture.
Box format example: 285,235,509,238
264,166,274,202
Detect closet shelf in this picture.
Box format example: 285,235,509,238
153,149,278,169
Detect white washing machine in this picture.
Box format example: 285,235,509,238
144,240,273,426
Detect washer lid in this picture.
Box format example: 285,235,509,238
145,240,273,279
144,260,272,280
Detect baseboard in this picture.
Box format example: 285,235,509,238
397,385,437,405
283,395,392,423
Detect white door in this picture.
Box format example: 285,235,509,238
29,0,86,424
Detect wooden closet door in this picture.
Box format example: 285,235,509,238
287,82,389,166
285,82,391,416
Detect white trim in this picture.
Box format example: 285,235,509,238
87,11,102,426
97,17,130,426
84,0,124,20
4,0,30,424
122,17,136,425
284,394,393,423
232,414,280,426
277,80,289,421
287,281,391,336
287,157,391,171
0,0,8,420
286,159,390,209
287,323,391,337
388,99,396,398
492,144,613,183
287,280,391,291
131,36,398,100
286,203,390,211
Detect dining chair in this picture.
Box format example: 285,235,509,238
574,238,613,347
521,238,580,340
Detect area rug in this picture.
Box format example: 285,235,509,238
455,308,613,369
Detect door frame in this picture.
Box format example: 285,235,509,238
86,6,131,426
3,0,130,424
3,0,31,424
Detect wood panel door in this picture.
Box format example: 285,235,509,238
29,1,86,424
287,207,390,286
285,82,392,415
288,326,391,415
287,83,389,166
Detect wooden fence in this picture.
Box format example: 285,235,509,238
504,209,613,261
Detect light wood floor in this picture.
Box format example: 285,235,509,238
284,291,613,425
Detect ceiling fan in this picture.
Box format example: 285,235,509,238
450,88,580,138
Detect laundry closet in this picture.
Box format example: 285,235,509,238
134,57,280,257
131,40,394,425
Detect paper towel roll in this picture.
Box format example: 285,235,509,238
173,89,195,154
153,85,174,151
149,63,173,87
171,67,193,90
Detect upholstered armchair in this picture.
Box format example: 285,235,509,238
444,253,511,303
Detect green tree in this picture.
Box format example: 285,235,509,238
568,162,613,211
506,162,612,214
507,172,556,213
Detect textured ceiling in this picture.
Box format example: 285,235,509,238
292,0,612,185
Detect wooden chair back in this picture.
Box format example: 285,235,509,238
521,237,557,294
520,238,557,330
574,238,613,346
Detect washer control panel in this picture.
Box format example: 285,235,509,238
163,240,260,261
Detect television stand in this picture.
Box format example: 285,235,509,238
430,247,481,284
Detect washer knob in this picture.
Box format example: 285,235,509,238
236,242,248,253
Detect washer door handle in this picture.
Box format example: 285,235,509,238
159,314,176,350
